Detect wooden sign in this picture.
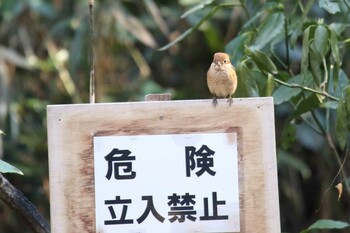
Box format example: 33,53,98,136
47,97,280,232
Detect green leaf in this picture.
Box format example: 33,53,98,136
301,26,311,79
160,0,241,51
265,73,274,96
0,130,4,135
273,85,301,105
320,100,338,109
309,48,322,85
290,0,315,47
251,12,285,50
159,5,219,51
291,93,322,119
300,219,350,233
225,31,254,65
319,0,341,14
273,74,313,105
241,2,284,31
344,85,350,131
329,23,348,36
113,4,158,49
236,61,259,97
279,124,297,151
181,0,215,18
247,49,278,75
330,29,340,90
313,25,329,57
329,69,349,98
0,160,23,175
252,69,269,96
336,100,348,150
181,0,241,18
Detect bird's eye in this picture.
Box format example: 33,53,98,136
224,60,227,63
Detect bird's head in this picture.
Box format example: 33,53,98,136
212,52,231,69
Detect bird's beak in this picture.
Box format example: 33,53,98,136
214,61,223,66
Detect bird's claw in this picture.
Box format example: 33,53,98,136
227,97,233,106
212,97,218,107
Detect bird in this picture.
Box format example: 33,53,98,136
207,52,237,107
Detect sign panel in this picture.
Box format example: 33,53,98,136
47,98,280,232
94,132,239,233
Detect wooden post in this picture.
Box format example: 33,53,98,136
47,97,280,233
145,93,171,101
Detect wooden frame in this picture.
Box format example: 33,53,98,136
47,97,280,232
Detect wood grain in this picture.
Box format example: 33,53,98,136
47,97,280,233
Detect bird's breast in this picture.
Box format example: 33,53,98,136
207,67,237,97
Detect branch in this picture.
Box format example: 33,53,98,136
325,134,350,193
317,148,349,211
89,0,95,104
0,173,50,233
273,77,340,101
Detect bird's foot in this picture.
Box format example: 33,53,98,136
227,97,233,106
212,97,218,107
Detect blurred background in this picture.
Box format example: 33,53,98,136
0,0,350,232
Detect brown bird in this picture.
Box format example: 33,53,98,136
207,52,237,107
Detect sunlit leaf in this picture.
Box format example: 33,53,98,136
320,101,338,109
144,0,170,37
251,12,285,50
112,4,158,49
300,219,350,233
0,130,5,135
329,23,348,36
247,49,278,75
0,46,33,69
319,0,341,14
0,160,23,175
265,73,274,96
160,28,193,51
181,0,215,18
159,6,219,51
330,29,340,90
313,25,329,57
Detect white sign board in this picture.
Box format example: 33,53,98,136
93,132,239,233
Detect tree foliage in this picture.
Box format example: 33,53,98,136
1,0,350,232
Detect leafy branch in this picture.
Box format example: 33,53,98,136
273,77,339,101
159,0,242,51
